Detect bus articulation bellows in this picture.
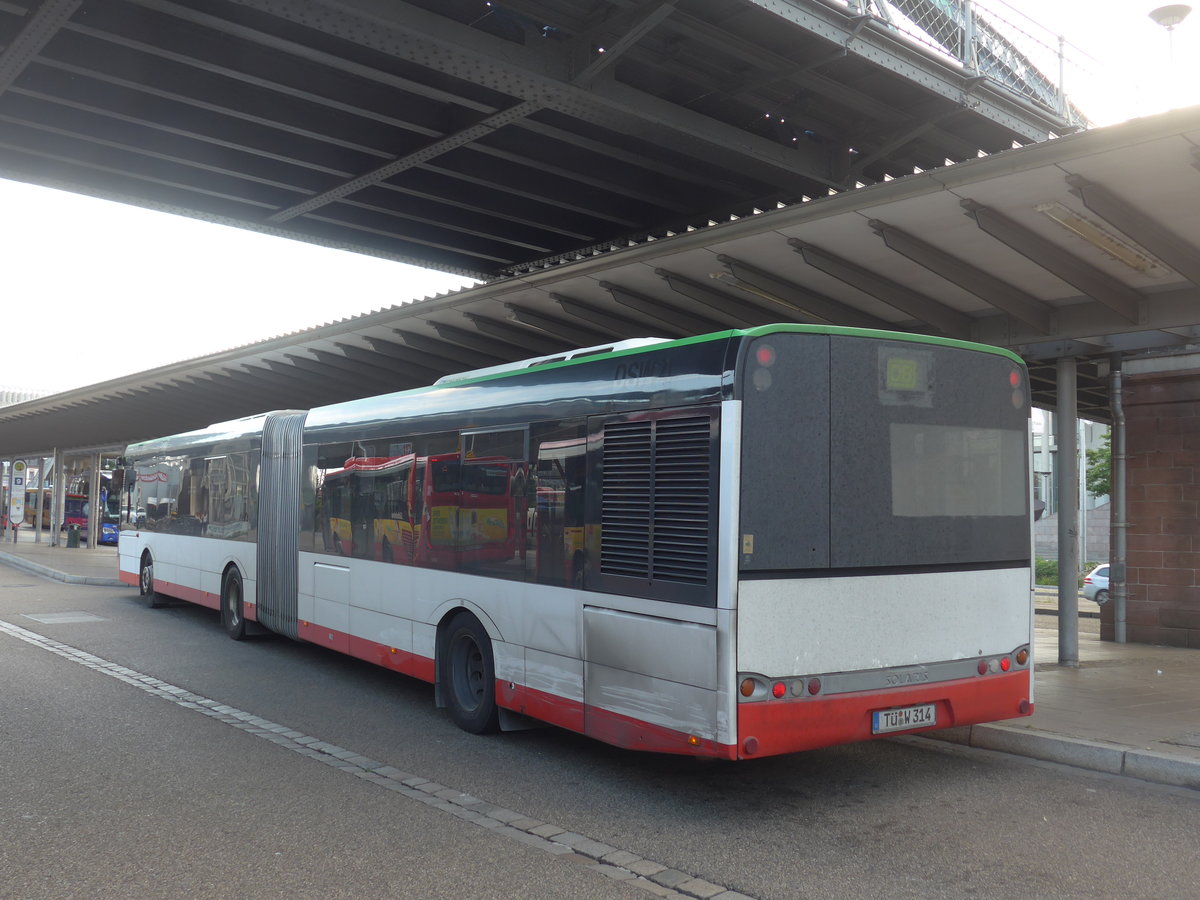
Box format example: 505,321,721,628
118,324,1034,759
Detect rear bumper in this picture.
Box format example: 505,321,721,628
736,669,1031,759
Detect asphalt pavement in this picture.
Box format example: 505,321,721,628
2,527,1198,793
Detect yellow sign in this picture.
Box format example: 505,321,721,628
886,357,920,391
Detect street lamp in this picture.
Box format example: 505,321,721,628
1149,5,1192,106
1150,4,1192,29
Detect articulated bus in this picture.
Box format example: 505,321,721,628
118,325,1033,759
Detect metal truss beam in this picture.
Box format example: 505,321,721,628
0,0,80,94
1067,174,1200,288
973,284,1200,352
462,313,567,355
740,0,1065,141
335,339,443,383
599,281,726,334
229,0,836,193
505,304,612,346
426,320,545,359
961,200,1143,324
654,269,776,327
788,239,973,337
390,330,505,369
868,219,1054,333
549,293,679,338
715,254,891,328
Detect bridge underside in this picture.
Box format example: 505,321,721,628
0,0,1074,280
2,106,1199,455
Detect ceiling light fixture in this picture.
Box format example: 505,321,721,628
1036,202,1165,275
709,272,831,323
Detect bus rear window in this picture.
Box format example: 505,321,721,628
738,332,1030,572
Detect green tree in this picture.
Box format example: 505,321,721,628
1086,431,1111,497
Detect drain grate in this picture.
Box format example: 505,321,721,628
21,612,106,624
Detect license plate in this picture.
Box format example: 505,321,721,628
872,703,936,734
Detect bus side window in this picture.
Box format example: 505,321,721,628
314,443,354,556
530,420,586,587
458,427,528,582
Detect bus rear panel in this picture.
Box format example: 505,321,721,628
733,330,1031,757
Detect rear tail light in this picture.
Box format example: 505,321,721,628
1010,366,1025,408
737,673,817,701
977,646,1030,676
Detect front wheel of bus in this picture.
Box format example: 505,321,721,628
221,569,247,641
140,553,164,609
441,612,500,735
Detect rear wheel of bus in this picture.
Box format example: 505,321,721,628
221,568,247,641
441,611,500,734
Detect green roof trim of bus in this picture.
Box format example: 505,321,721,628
128,325,1024,450
440,324,1023,389
737,324,1026,365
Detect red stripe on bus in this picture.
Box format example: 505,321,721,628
296,625,436,683
583,703,738,759
122,569,252,618
496,681,585,734
496,681,737,759
297,625,739,757
347,635,435,683
143,577,220,611
737,670,1032,759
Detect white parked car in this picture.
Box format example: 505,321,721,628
1082,564,1110,606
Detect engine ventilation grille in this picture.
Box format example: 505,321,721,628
600,413,714,590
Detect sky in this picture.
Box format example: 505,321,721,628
997,0,1200,126
1,0,1197,396
0,181,476,393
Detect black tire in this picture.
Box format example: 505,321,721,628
139,553,164,609
1095,589,1109,607
221,569,247,641
441,612,500,734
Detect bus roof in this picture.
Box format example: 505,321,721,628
129,325,1025,455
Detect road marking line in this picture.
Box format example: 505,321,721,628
0,618,750,900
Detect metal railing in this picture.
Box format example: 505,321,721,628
842,0,1095,129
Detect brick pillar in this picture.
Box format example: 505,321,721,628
1105,367,1200,646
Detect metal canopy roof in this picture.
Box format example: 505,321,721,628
3,105,1199,456
0,0,1076,281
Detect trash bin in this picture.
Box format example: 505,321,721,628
66,524,80,548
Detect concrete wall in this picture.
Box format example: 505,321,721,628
1104,366,1200,647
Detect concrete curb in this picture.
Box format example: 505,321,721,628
0,551,124,587
1035,607,1100,620
922,724,1200,791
